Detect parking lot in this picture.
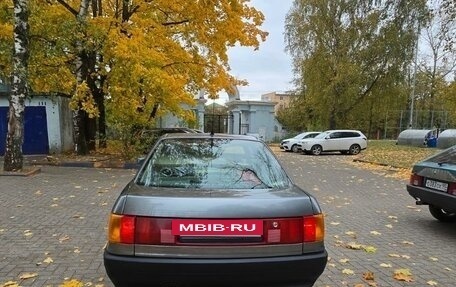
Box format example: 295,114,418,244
1,152,455,286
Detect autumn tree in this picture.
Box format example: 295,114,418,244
1,0,267,155
411,0,456,129
3,0,29,171
284,0,429,135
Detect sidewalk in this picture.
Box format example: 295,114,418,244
0,154,140,173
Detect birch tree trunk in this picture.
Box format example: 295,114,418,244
3,0,29,172
73,0,90,155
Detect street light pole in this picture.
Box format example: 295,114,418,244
408,21,420,129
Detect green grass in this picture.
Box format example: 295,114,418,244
358,140,440,169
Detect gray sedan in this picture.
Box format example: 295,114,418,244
104,133,327,286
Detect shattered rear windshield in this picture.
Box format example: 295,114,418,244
136,138,290,189
425,145,456,165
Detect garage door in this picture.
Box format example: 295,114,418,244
0,106,49,155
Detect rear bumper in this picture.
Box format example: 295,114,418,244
407,184,456,212
104,250,327,287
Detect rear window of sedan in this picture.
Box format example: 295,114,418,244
425,145,456,165
136,138,290,189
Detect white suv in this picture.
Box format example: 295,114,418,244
298,130,367,155
280,132,321,152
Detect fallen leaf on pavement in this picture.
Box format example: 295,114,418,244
43,257,53,264
370,231,381,235
346,242,363,250
380,263,392,268
393,269,413,282
1,281,20,287
339,258,350,263
427,280,438,286
363,246,377,253
342,269,355,275
429,257,438,261
363,271,375,281
388,254,400,258
59,279,83,287
59,235,70,243
19,273,38,280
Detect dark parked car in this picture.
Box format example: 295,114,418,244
104,133,327,287
407,145,456,222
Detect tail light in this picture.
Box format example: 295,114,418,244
108,214,325,245
448,183,456,195
108,214,135,244
108,215,175,245
410,174,423,186
303,214,325,242
263,214,324,244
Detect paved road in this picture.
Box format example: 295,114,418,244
0,153,455,286
275,152,456,287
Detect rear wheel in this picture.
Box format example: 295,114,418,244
311,145,322,156
349,144,361,155
429,205,456,222
291,144,299,153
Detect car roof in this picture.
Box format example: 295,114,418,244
161,133,261,141
323,129,362,133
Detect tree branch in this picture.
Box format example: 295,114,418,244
162,19,189,26
56,0,78,16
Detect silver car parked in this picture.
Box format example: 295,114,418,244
104,133,327,287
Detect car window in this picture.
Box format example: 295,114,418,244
340,132,359,138
136,138,290,189
425,145,456,165
306,133,319,138
315,132,330,139
329,132,342,139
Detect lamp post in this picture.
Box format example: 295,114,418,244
408,21,420,129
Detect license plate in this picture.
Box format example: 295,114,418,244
425,179,448,192
172,219,263,236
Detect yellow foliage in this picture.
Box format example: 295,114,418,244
70,82,99,118
2,0,267,132
58,279,84,287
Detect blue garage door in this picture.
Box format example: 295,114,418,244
0,106,49,155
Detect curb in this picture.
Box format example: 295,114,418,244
31,160,140,169
352,158,406,170
0,167,41,177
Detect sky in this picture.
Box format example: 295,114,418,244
211,0,295,104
